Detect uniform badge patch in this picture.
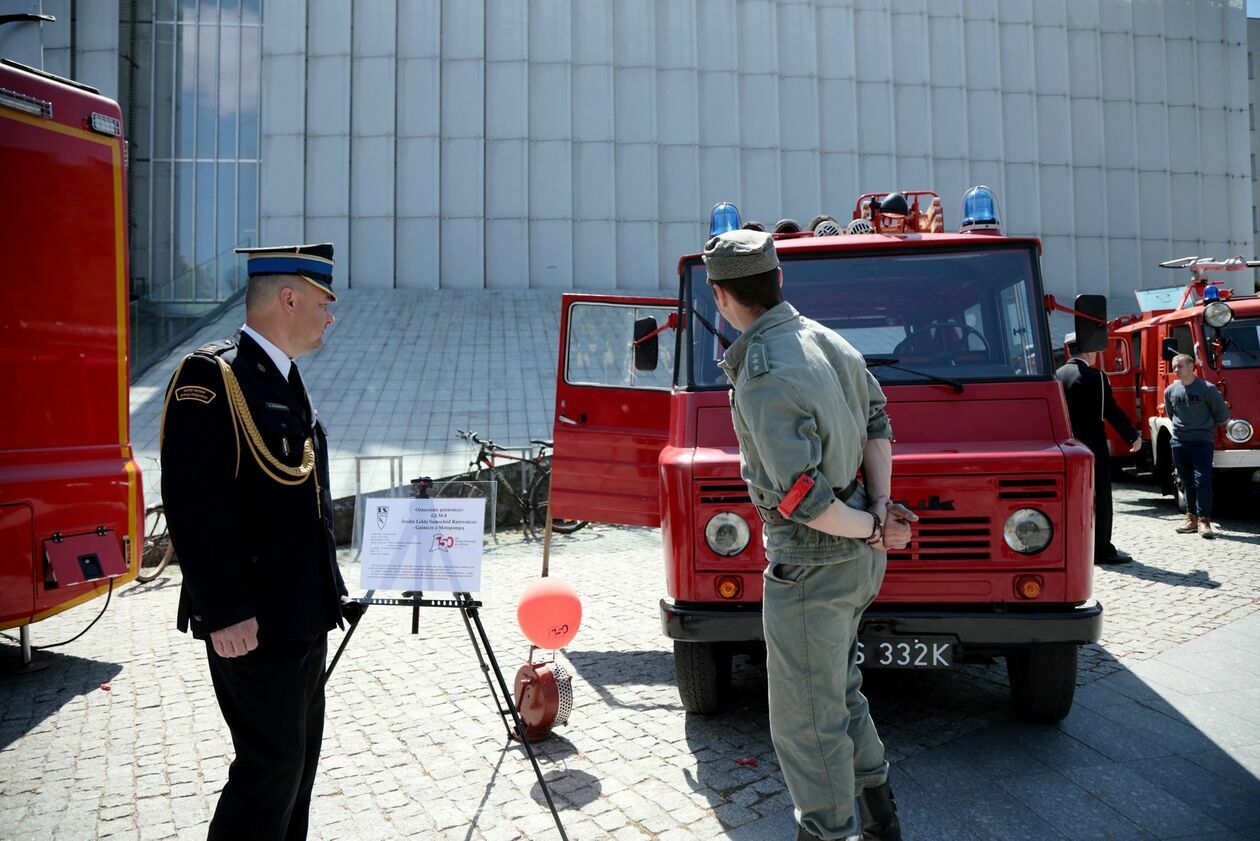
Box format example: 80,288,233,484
175,385,216,404
746,343,770,378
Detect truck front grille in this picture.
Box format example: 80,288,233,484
699,483,751,505
997,477,1060,500
888,515,991,562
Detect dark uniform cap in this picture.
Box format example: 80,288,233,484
702,230,780,282
235,242,337,301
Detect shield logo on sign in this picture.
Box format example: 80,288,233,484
376,505,388,530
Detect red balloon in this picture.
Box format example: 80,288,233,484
517,577,582,649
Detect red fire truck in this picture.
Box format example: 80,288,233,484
0,60,142,662
550,187,1108,723
1096,257,1260,502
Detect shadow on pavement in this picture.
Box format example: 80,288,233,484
117,575,180,597
1102,560,1221,589
529,767,601,810
0,644,123,751
563,648,679,712
676,637,1260,840
1113,477,1260,547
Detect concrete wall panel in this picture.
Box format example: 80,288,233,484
239,0,1254,294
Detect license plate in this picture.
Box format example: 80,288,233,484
857,636,953,669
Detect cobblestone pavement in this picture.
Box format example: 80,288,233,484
1,479,1258,840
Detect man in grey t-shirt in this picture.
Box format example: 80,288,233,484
1164,354,1229,538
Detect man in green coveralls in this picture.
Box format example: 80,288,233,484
705,229,917,841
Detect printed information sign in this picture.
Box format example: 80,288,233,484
359,497,486,592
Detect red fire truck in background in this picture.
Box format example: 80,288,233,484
549,187,1108,723
0,59,142,663
1092,257,1260,504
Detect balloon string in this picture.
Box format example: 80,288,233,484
541,493,554,577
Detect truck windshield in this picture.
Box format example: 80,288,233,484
683,245,1049,388
1214,317,1260,369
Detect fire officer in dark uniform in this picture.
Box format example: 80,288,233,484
161,242,359,840
1055,333,1141,564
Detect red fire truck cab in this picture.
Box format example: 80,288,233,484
550,188,1106,723
0,60,142,656
1098,257,1260,501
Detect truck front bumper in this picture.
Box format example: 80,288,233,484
1213,449,1260,469
660,599,1104,647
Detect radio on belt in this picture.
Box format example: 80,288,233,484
777,474,816,518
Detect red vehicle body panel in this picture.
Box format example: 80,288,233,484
551,229,1098,620
651,382,1094,609
551,294,677,527
0,62,142,631
1097,291,1260,476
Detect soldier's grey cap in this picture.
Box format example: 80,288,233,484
702,230,779,282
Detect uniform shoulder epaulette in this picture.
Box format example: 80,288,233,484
745,339,770,379
193,339,238,359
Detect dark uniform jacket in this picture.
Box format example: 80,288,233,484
160,331,347,641
1055,358,1138,456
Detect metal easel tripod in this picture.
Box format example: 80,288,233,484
321,590,569,841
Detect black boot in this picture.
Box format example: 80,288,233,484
858,781,902,841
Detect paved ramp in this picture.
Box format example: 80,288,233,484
130,289,564,504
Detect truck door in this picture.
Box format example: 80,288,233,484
550,294,679,527
1102,334,1137,453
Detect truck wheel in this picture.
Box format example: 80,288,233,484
1007,644,1078,724
1173,475,1188,512
1156,435,1176,496
674,641,731,715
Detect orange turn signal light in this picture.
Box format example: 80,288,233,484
1014,575,1043,600
717,576,743,600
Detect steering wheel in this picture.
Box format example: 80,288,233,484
893,321,991,357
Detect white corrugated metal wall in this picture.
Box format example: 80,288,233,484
0,0,120,99
257,0,1253,297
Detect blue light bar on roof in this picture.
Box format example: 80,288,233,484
1202,285,1221,301
709,202,741,237
960,185,1001,233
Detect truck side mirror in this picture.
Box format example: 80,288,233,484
633,317,659,372
1161,337,1179,362
1072,294,1107,354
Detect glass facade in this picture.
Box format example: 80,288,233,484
121,0,261,374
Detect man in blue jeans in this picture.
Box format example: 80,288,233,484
1165,354,1229,539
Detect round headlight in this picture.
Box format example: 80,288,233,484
705,512,751,557
1003,509,1053,555
1226,419,1253,444
1203,301,1234,329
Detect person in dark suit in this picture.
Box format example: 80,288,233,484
1055,334,1142,564
161,242,359,840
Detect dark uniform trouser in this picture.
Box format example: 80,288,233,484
206,635,328,841
1092,448,1116,560
763,548,890,840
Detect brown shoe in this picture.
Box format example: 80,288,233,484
1175,515,1199,534
1198,519,1216,540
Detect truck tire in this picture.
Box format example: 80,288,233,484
674,641,731,715
1174,474,1188,512
1156,434,1176,497
1007,644,1078,724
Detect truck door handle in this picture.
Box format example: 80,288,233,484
558,414,583,425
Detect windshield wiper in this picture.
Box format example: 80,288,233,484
1221,336,1260,364
690,304,733,350
864,356,965,393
